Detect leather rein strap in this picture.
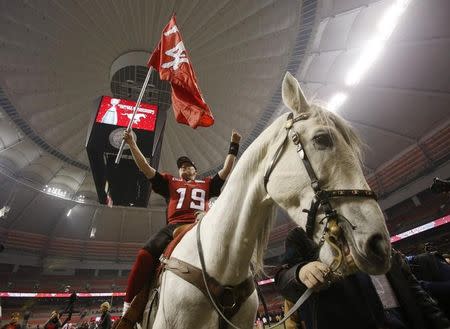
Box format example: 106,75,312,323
163,256,254,328
196,217,255,329
194,218,312,329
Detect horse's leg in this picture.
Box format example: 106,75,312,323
153,271,218,329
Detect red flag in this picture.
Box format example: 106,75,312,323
148,15,214,129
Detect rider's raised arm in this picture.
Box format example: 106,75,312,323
123,130,156,179
217,130,241,180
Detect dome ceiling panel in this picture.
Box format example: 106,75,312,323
0,121,21,146
305,83,342,103
322,48,359,84
343,87,450,140
149,195,167,209
351,123,413,170
317,7,359,51
48,168,86,192
3,189,43,230
298,82,324,100
91,208,124,242
345,1,390,49
121,210,159,243
189,1,297,61
321,0,380,18
391,0,449,42
13,196,70,235
365,41,450,92
302,50,341,82
0,140,40,169
75,174,98,200
56,206,94,241
24,154,62,178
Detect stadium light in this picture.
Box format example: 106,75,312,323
377,0,411,40
328,92,348,112
0,205,11,219
345,0,411,86
345,39,384,86
66,207,73,217
90,226,97,239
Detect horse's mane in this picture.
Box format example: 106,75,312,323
251,207,275,276
313,103,364,164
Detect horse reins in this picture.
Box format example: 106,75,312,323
197,216,313,329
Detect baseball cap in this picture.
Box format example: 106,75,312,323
177,156,196,169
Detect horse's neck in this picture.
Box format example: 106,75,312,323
200,144,273,284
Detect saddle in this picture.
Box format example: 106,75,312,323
114,224,194,329
116,223,255,329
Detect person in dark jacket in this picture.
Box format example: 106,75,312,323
275,227,450,329
98,302,112,329
407,251,450,319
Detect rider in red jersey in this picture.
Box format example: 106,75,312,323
121,129,241,315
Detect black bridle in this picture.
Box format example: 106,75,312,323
263,113,378,240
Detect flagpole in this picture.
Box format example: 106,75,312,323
114,67,153,164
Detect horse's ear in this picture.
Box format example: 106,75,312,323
282,72,309,114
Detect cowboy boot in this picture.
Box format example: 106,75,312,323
115,284,150,329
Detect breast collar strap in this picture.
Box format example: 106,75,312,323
263,113,377,239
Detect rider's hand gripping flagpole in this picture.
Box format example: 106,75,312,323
114,67,153,164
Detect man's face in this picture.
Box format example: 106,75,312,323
100,306,108,313
178,162,197,180
10,315,19,324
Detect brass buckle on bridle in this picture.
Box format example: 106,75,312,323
221,286,237,310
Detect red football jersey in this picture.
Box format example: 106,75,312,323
159,173,213,224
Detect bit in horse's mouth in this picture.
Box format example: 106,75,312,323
342,240,358,271
343,241,350,256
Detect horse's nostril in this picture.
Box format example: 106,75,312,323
367,233,387,260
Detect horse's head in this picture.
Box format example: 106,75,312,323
266,72,391,276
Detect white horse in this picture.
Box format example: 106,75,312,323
147,72,391,328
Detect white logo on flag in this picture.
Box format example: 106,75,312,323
161,41,189,70
164,25,179,36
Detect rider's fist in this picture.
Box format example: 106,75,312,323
231,130,241,144
123,130,135,146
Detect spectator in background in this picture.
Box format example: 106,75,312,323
275,227,450,329
98,302,111,329
43,311,62,329
1,312,21,329
407,247,450,319
443,253,450,265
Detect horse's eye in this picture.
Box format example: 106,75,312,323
313,134,333,149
